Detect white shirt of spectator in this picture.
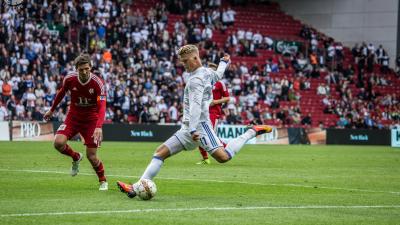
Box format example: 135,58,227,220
232,77,241,92
131,30,142,44
168,106,178,121
211,10,220,22
226,8,236,22
19,57,29,72
264,36,273,46
122,95,130,111
222,10,230,23
83,2,93,13
328,45,335,57
141,28,149,41
158,102,167,112
245,30,253,41
252,32,263,44
176,33,184,46
202,27,213,40
141,48,149,61
322,96,331,106
26,92,36,108
11,76,20,91
335,44,343,52
317,84,327,95
237,29,245,40
45,79,57,95
0,106,8,121
35,88,45,98
16,103,25,117
240,65,248,75
247,92,258,107
367,43,375,53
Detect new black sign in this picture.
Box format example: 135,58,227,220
326,129,390,145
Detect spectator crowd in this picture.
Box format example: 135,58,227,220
0,0,399,129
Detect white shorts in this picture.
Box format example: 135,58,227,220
164,121,222,155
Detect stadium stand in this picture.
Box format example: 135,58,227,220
0,0,399,129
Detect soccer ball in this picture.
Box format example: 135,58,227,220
133,179,157,200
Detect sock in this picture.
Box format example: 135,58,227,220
93,161,106,182
141,156,164,180
225,129,256,158
61,144,80,161
220,139,227,148
199,147,208,159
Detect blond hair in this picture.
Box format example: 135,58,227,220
177,45,199,58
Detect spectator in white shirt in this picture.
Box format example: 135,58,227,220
202,26,213,40
168,102,178,123
222,8,230,26
252,31,263,48
317,83,329,95
0,102,8,121
226,7,236,26
237,28,245,41
245,29,253,42
264,36,273,50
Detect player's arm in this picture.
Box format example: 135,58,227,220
96,95,106,128
188,77,205,141
211,97,230,106
44,80,67,121
210,54,231,82
211,82,230,106
93,82,107,145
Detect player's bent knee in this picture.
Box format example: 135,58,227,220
53,140,65,151
86,152,97,162
215,155,230,163
211,147,231,163
154,144,170,160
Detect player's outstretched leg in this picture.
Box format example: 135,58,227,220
87,147,108,191
53,134,82,176
211,125,273,163
117,136,182,199
196,147,211,164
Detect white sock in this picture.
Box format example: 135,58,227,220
225,129,256,158
140,156,164,180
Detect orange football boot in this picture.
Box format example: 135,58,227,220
117,181,136,198
249,125,273,135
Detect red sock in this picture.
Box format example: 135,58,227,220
222,142,227,148
219,138,227,148
199,147,208,159
93,161,106,182
61,144,80,161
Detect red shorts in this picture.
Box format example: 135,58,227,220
210,113,220,129
56,115,99,148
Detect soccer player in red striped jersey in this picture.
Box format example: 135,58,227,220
44,54,108,191
196,63,230,164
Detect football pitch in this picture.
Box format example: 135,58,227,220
0,141,399,225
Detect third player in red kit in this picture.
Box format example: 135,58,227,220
44,54,108,190
197,63,230,164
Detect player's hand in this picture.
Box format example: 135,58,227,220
43,110,53,121
191,132,200,142
210,100,216,106
92,128,103,145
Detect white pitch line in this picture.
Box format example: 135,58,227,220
0,168,399,195
1,205,400,217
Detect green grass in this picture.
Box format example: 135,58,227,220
0,141,399,225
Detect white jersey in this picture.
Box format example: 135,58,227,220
182,61,229,133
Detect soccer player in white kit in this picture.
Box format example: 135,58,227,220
117,45,272,198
